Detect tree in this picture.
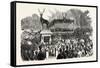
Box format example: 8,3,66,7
80,10,91,28
21,14,42,31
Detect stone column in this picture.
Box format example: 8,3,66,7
41,35,44,43
49,36,51,44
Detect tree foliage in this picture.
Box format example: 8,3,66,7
21,14,42,31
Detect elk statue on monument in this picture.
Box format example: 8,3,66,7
38,9,49,29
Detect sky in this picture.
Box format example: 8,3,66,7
16,3,96,21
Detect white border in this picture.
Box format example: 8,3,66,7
16,3,97,65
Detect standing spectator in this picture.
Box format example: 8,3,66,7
21,40,31,61
37,46,46,60
57,48,64,59
65,46,69,58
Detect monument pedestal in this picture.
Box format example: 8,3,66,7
40,30,52,44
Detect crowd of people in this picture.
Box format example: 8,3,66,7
21,31,93,61
21,39,47,61
56,38,93,59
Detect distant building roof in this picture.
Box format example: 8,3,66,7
49,18,78,30
50,23,78,30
